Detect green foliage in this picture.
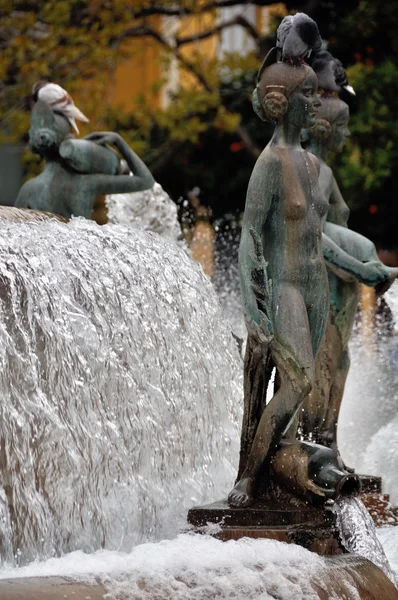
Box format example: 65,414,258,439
0,1,261,167
2,0,398,245
327,0,398,244
331,61,398,202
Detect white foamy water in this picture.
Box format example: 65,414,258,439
106,182,183,245
0,218,242,565
0,534,326,600
0,217,397,591
1,528,398,597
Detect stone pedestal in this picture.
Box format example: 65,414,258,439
360,475,398,526
187,498,344,555
187,475,398,557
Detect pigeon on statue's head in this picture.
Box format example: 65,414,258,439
32,81,89,134
276,13,322,65
309,50,356,96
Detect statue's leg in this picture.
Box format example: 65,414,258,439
319,349,350,448
228,285,314,508
301,314,339,442
237,335,273,479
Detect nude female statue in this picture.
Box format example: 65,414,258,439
301,97,398,448
228,47,394,507
15,100,154,219
228,56,330,507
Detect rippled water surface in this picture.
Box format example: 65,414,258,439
0,219,242,564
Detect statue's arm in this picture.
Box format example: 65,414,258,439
322,232,388,285
85,132,155,195
239,155,275,327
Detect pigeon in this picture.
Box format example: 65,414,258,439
276,13,322,65
310,50,355,95
32,81,89,134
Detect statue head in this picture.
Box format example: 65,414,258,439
29,100,71,157
308,96,350,153
253,60,320,129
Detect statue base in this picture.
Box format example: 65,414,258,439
187,499,344,555
360,475,398,526
187,475,398,556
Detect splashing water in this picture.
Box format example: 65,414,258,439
0,218,242,565
0,212,398,590
334,496,396,584
213,219,245,341
106,183,183,245
0,534,326,600
338,283,398,491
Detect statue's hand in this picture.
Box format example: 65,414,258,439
84,132,122,147
361,260,391,285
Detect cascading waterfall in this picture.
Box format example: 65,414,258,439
0,218,242,565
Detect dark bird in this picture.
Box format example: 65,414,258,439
310,50,355,95
32,81,89,134
276,13,322,65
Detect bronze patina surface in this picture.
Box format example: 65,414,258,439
301,95,398,450
15,100,155,219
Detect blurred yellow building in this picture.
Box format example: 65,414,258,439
94,4,279,277
107,6,274,112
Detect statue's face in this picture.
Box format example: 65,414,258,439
330,108,350,153
287,72,321,129
29,101,70,157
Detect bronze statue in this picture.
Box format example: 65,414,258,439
301,96,398,450
228,28,393,507
15,100,154,219
228,50,331,507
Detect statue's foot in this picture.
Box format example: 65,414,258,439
375,267,398,297
228,477,254,508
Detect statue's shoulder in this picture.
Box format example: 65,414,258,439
254,146,284,172
248,148,283,201
305,151,320,175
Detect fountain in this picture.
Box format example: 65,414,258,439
0,15,398,600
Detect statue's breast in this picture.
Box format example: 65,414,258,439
279,155,307,221
284,179,307,220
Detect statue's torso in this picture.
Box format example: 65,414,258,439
16,162,95,219
249,146,328,298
